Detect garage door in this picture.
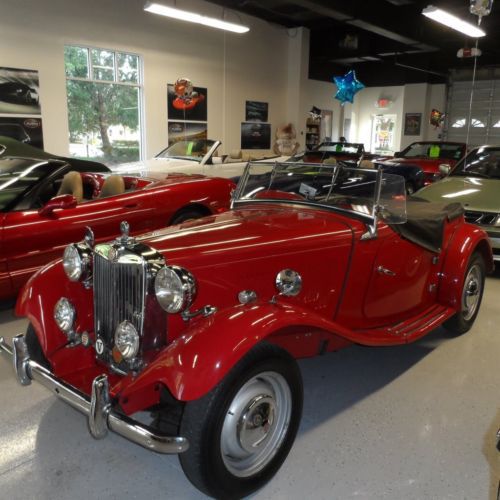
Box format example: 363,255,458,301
444,79,500,147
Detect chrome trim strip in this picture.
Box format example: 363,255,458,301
0,335,188,454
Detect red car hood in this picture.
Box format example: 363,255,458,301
134,203,357,314
383,157,457,173
136,204,356,269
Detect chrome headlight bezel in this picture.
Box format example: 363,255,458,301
114,320,140,360
154,265,197,314
53,297,76,334
63,243,92,282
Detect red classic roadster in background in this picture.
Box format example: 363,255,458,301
0,162,492,498
376,141,466,187
0,157,234,300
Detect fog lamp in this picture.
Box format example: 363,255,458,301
114,321,140,360
54,297,76,334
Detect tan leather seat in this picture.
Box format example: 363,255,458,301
98,175,125,198
56,171,83,202
359,159,375,169
224,149,243,163
322,157,337,165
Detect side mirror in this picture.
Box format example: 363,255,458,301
439,163,451,176
393,151,402,158
39,194,77,216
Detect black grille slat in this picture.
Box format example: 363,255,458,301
94,249,145,347
464,210,498,226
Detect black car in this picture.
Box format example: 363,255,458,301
0,82,38,104
0,124,31,143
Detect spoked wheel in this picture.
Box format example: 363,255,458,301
179,343,303,499
444,252,486,335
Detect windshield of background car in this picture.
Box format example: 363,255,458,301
234,162,406,223
0,158,57,211
155,140,216,161
451,147,500,179
317,143,363,154
402,142,463,160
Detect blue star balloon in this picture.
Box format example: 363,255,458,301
333,70,365,105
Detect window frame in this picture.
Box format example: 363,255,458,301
64,44,145,161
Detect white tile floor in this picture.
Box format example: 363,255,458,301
1,274,500,500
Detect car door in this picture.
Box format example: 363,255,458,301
3,189,157,294
362,224,436,325
0,213,13,300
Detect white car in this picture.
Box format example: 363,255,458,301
113,139,286,180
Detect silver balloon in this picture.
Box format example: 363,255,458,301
470,0,493,23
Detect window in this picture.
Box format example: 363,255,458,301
64,45,143,164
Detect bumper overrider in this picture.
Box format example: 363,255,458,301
0,334,189,454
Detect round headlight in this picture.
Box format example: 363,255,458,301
114,321,140,360
155,266,196,313
54,297,75,333
63,244,83,281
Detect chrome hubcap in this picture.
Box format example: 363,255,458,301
220,371,292,478
462,264,482,321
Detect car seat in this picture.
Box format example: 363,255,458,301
56,171,83,203
98,175,125,198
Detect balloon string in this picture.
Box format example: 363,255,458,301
465,38,479,148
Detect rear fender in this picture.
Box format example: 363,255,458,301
117,302,357,407
438,224,493,309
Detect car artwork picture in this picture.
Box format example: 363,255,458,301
0,156,234,300
0,162,493,498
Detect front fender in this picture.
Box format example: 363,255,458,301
438,224,493,309
16,259,94,356
118,302,358,405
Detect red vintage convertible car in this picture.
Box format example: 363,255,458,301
377,141,466,187
0,162,492,498
0,157,234,300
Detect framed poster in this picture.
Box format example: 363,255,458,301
0,67,41,115
167,121,207,146
0,116,43,148
245,101,268,122
167,84,207,121
241,122,271,149
404,113,422,136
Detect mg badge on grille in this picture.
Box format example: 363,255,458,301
108,247,118,262
95,338,105,355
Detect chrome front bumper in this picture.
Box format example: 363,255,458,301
0,334,189,454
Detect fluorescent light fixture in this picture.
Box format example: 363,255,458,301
422,5,485,37
144,2,249,33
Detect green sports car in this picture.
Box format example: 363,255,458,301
417,145,500,262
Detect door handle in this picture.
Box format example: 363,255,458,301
377,265,396,277
123,203,138,209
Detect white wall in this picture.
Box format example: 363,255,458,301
0,0,290,157
0,0,448,158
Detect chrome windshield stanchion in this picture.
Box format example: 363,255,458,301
12,334,32,386
89,374,111,439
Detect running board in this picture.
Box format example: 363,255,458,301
354,304,455,345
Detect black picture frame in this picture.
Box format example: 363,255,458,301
245,101,268,122
167,84,208,122
404,113,422,136
241,122,271,149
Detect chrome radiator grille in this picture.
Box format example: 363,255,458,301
93,248,146,346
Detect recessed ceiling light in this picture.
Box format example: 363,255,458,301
422,5,485,37
144,2,250,34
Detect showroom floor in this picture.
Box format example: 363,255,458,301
1,274,500,500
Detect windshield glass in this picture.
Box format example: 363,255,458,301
155,139,216,161
234,162,405,221
401,142,463,160
0,158,56,211
451,147,500,179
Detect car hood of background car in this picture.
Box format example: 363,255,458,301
113,157,197,174
134,205,356,270
383,157,453,172
417,176,500,212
